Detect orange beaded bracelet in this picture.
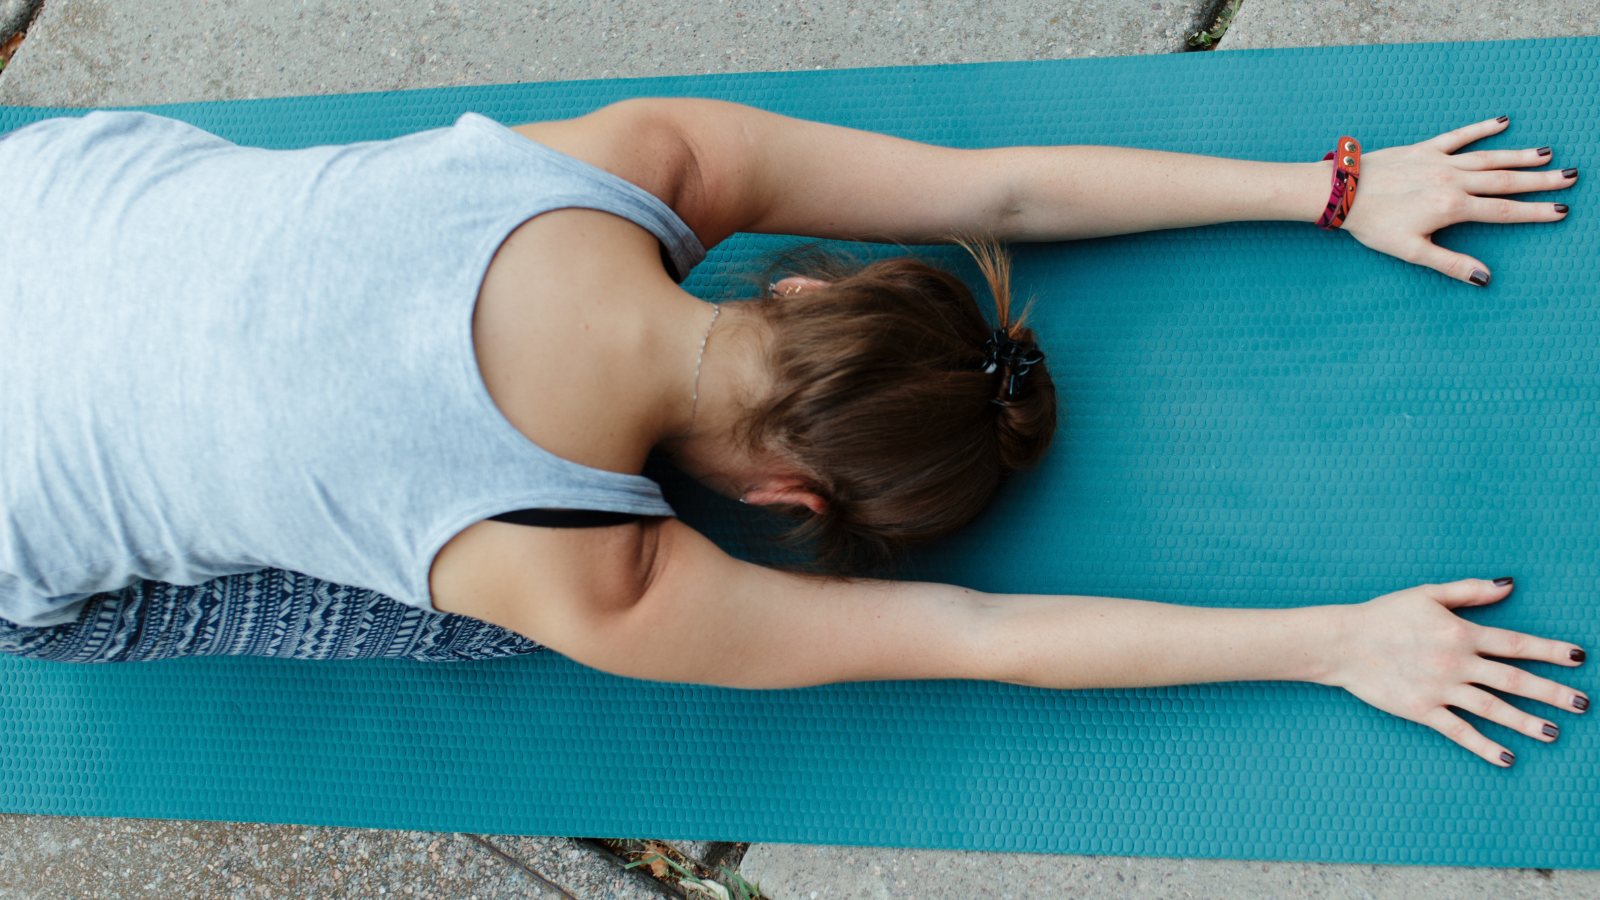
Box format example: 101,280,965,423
1316,136,1362,230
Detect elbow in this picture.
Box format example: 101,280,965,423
983,148,1050,242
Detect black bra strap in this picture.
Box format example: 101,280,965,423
488,508,643,529
659,242,685,284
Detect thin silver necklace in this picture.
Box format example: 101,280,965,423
677,303,721,452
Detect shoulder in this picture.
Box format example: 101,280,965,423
509,98,771,249
510,100,702,236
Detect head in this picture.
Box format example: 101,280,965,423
730,239,1057,573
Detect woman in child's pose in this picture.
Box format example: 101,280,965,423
0,100,1584,767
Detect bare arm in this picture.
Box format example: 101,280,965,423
518,99,1575,285
434,519,1588,767
514,97,1326,246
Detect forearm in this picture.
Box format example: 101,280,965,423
990,146,1334,242
748,104,1339,243
971,591,1346,689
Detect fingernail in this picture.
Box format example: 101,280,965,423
1542,723,1559,739
1500,750,1515,765
1470,270,1490,286
1572,648,1586,663
1496,115,1510,124
1494,577,1514,587
1537,146,1552,156
1563,168,1579,179
1575,695,1590,712
1556,204,1570,214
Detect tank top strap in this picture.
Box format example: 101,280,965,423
456,112,708,283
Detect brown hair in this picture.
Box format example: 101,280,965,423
742,239,1057,573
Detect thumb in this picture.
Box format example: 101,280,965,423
1407,238,1491,286
1424,577,1515,609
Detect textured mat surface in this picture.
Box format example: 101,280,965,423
2,38,1597,867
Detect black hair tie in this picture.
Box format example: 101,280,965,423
980,329,1045,404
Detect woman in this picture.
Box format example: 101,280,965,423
0,99,1585,769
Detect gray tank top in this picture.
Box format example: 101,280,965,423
0,111,702,626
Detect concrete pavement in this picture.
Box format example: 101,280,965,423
0,815,673,900
0,0,1221,107
740,844,1600,899
1222,0,1597,51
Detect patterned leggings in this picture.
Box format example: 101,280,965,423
0,569,544,663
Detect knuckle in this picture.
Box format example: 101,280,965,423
1503,632,1529,656
1475,693,1500,717
1494,198,1519,219
1442,718,1472,742
1501,667,1527,692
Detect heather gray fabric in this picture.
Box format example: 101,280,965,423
0,110,699,626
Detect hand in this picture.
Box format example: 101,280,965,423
1337,116,1576,286
1321,578,1588,766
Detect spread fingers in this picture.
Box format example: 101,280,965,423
1452,681,1564,747
1426,116,1510,155
1463,196,1571,224
1476,625,1587,667
1421,707,1515,767
1460,167,1579,196
1471,658,1590,716
1450,146,1559,171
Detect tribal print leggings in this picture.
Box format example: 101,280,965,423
0,569,543,663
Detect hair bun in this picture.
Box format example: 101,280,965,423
979,329,1046,404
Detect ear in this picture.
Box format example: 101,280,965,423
744,482,828,516
768,276,832,298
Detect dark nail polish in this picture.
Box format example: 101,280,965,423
1470,270,1490,286
1496,115,1510,124
1575,695,1590,712
1500,751,1515,765
1563,168,1579,179
1494,577,1514,587
1556,204,1570,214
1572,648,1586,663
1537,146,1552,156
1542,723,1559,739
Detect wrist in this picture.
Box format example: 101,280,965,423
1294,159,1337,224
1297,602,1361,686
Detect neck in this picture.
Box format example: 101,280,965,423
651,301,770,495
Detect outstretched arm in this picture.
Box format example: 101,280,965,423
515,99,1575,286
435,518,1588,768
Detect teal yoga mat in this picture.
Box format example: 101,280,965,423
2,37,1597,867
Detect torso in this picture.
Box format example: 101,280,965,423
428,122,704,621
